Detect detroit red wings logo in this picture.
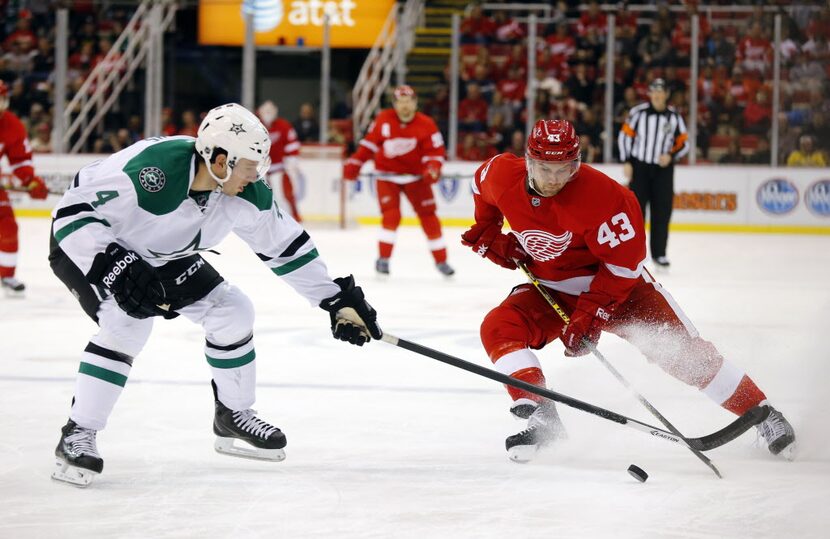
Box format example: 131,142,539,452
382,137,418,158
514,229,572,261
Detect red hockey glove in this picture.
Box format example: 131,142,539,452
561,298,614,357
461,222,530,270
26,176,48,200
343,159,362,181
423,161,442,184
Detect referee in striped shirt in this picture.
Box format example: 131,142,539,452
618,78,689,268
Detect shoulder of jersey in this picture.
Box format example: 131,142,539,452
0,110,26,133
414,111,437,127
122,137,196,216
237,178,274,212
476,153,524,195
570,164,631,208
377,109,397,122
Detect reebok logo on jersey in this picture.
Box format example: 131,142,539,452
102,252,138,288
138,167,166,192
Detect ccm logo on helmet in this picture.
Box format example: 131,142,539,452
102,253,139,288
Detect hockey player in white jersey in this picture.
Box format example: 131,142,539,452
48,103,382,487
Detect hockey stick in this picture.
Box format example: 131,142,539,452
380,333,768,452
517,261,724,476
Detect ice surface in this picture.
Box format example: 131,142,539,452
1,218,829,538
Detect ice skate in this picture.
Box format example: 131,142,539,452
212,382,286,462
375,257,390,278
51,419,103,487
652,256,671,273
436,262,455,278
756,405,796,460
1,276,25,297
506,401,567,463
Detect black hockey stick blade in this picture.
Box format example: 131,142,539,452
381,333,768,452
687,404,770,451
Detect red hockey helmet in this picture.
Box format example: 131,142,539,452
525,119,581,196
526,119,580,162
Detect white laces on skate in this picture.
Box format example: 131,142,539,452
757,410,789,444
232,409,280,439
65,427,100,458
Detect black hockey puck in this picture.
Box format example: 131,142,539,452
627,464,648,483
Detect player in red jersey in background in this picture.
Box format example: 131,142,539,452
462,119,796,462
343,85,454,277
0,79,49,296
258,100,303,222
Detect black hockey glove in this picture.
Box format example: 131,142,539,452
319,275,382,346
89,243,169,319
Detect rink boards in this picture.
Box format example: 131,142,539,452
4,154,829,233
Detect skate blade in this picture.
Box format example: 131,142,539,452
778,442,797,461
51,459,98,487
3,289,25,299
507,445,539,463
214,437,286,462
375,273,390,282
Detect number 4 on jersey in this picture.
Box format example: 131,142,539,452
597,212,635,248
91,190,119,208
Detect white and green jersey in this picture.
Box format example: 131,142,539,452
51,136,339,305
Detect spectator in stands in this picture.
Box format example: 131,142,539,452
579,133,599,163
31,122,52,153
719,137,747,164
178,110,199,137
637,21,671,68
805,111,830,145
777,113,802,163
31,37,54,77
485,111,509,152
698,63,723,107
714,93,742,136
293,102,319,142
575,108,602,155
458,132,488,161
7,78,29,117
703,28,736,70
664,66,686,96
488,90,514,130
497,65,526,112
161,107,178,137
788,52,826,96
460,3,496,45
577,1,606,37
545,22,576,64
787,135,827,167
493,10,524,44
458,82,488,133
802,33,830,62
565,63,595,106
736,22,772,75
575,25,603,63
127,115,143,144
422,84,450,132
777,24,801,64
743,89,772,135
3,12,37,52
748,137,771,165
469,63,495,103
505,129,525,157
2,40,35,76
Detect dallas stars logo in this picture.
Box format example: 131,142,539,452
229,123,246,135
147,230,210,260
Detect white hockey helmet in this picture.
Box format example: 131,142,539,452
195,103,272,184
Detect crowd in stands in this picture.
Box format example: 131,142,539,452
2,1,829,169
424,1,830,165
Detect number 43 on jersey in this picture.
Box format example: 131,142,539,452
597,212,635,248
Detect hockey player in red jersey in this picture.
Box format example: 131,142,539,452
0,79,48,295
462,119,796,462
258,100,303,221
343,85,454,277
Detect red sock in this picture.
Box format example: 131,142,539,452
720,375,766,415
505,367,546,403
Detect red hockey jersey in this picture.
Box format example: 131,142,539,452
472,153,646,308
265,117,301,174
349,109,444,183
0,110,35,182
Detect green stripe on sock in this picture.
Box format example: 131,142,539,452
55,217,111,243
205,349,256,369
271,249,319,276
78,362,127,387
